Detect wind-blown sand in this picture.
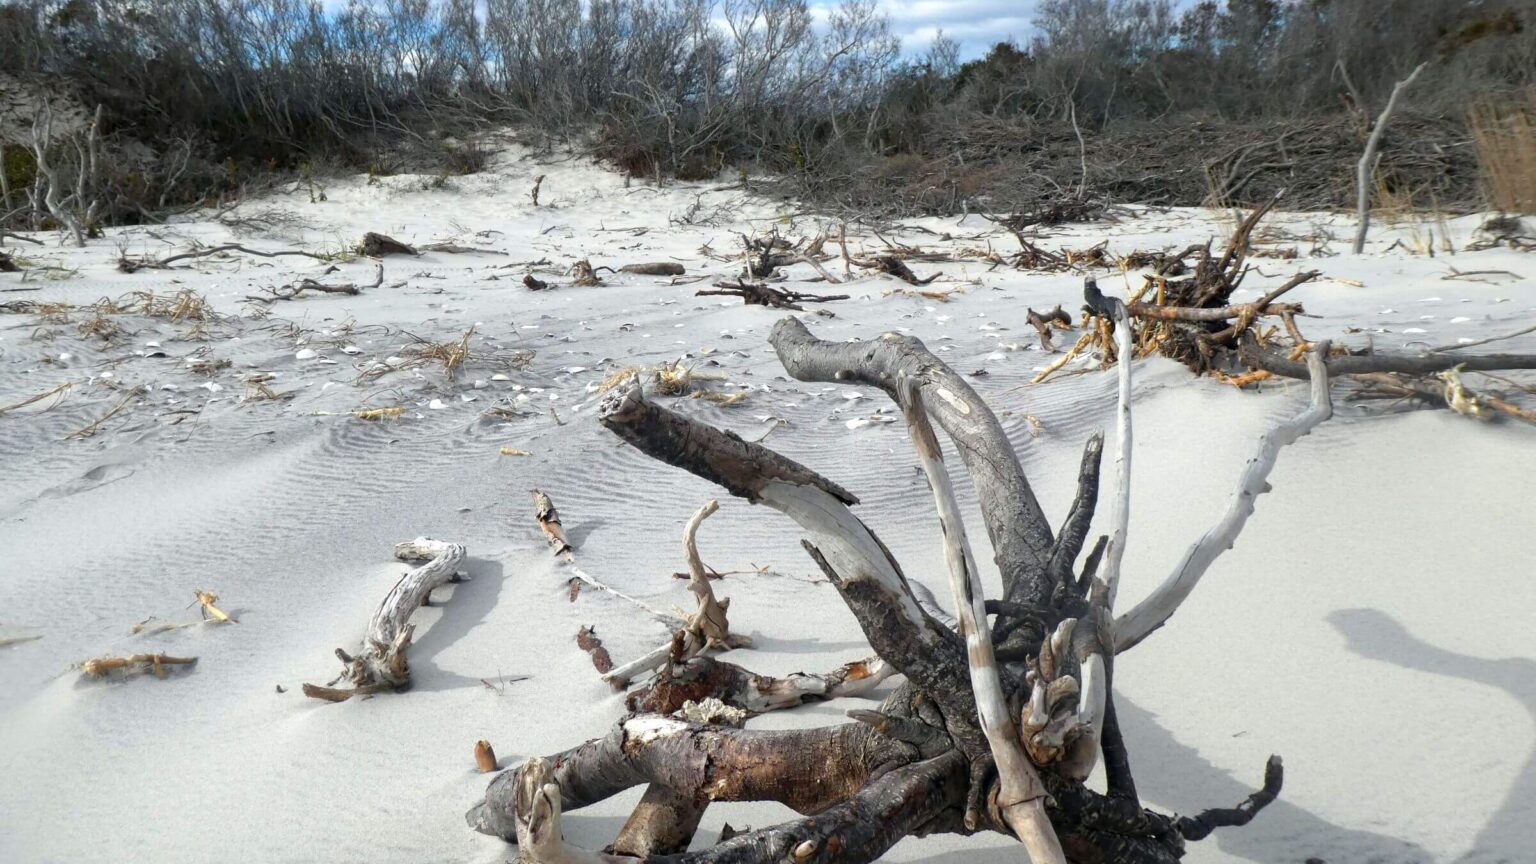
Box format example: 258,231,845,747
1,146,1532,864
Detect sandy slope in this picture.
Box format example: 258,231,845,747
1,145,1533,864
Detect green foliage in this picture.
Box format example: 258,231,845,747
3,145,38,192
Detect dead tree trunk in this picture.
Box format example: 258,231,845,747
1353,62,1428,254
471,309,1330,863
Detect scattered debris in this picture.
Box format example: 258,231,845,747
576,626,613,674
532,489,572,556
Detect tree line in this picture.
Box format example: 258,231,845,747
1,0,1531,228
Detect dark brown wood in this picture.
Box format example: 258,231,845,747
360,232,418,257
1240,335,1536,377
697,278,848,311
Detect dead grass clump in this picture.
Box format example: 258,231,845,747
119,288,216,322
76,312,123,342
1471,94,1536,214
596,361,744,405
404,325,475,379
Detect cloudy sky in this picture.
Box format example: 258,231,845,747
837,1,1043,59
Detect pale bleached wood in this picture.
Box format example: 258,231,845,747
1353,62,1428,254
303,537,465,701
603,500,752,689
1062,297,1134,782
1098,298,1134,612
897,379,1065,864
1115,342,1334,652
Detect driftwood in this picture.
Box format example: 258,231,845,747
698,278,848,311
359,232,418,257
620,262,686,276
628,647,891,717
117,243,329,273
0,251,16,272
532,489,573,556
850,254,937,285
303,538,467,702
1353,62,1429,254
571,259,603,286
467,317,1329,864
245,262,383,304
603,500,752,689
1240,336,1536,378
80,653,197,680
524,274,550,290
1027,305,1072,352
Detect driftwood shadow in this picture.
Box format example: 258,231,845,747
407,555,511,692
1115,694,1430,863
1329,607,1535,864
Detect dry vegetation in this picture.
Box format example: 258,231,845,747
1,0,1533,234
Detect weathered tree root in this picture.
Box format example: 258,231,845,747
471,318,1320,863
303,538,466,702
627,651,891,716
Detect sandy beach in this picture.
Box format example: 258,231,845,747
1,146,1533,864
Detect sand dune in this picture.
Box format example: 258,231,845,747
1,146,1533,863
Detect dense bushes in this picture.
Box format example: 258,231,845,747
0,0,1532,227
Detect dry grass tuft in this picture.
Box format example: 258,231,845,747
404,326,475,379
1471,93,1536,214
595,360,744,404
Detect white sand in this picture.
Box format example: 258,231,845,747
1,145,1533,863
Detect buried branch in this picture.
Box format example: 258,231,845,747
303,538,467,702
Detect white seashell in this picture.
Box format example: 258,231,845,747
341,345,361,355
842,391,865,400
460,393,477,402
491,373,510,381
200,382,223,392
1403,327,1427,334
428,398,447,410
385,356,405,365
845,418,871,430
473,380,487,389
295,348,318,360
1450,316,1472,324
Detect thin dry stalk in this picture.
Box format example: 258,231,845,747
1471,95,1536,214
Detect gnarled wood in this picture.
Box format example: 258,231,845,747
769,317,1056,633
302,538,465,701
